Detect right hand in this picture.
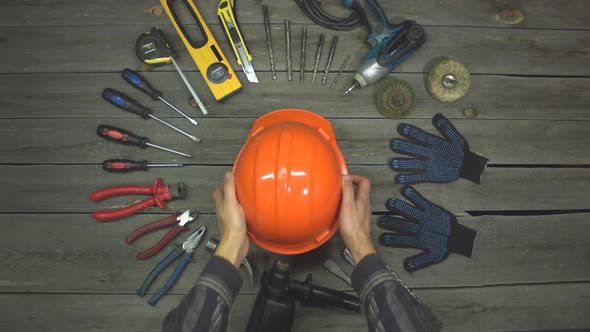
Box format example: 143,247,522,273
338,174,376,264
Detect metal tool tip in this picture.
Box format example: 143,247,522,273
343,84,356,95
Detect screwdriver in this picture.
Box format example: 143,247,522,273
121,68,198,126
102,159,183,173
97,124,192,158
102,88,200,143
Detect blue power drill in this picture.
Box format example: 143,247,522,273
341,0,426,95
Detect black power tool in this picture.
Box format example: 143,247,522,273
246,259,360,332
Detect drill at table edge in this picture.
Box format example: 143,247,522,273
342,0,426,95
246,259,360,332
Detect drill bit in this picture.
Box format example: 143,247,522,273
311,34,325,85
330,54,351,90
263,6,277,80
285,20,292,81
300,26,307,83
343,81,360,95
322,36,339,86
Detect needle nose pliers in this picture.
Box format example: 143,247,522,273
89,178,186,221
126,209,199,260
137,225,207,306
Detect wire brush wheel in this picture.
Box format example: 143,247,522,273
426,58,471,103
375,78,415,118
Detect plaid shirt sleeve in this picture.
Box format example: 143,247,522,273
352,254,442,332
163,256,242,332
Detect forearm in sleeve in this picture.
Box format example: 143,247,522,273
163,256,242,332
352,254,442,332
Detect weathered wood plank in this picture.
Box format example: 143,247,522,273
1,25,589,76
1,283,589,332
0,165,587,214
2,72,589,120
1,0,589,30
0,213,588,294
1,118,589,165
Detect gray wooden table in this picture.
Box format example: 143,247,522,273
0,1,589,331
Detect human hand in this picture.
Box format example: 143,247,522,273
213,172,250,269
339,174,376,264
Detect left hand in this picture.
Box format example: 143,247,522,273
213,172,250,269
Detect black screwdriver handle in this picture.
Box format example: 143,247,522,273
121,68,161,100
102,88,152,119
102,159,149,173
97,125,148,148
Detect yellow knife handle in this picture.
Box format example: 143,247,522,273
217,0,252,65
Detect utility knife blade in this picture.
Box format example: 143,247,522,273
217,0,259,83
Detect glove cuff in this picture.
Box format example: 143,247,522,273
460,150,489,184
447,223,477,257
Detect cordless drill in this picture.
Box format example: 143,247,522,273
246,260,360,332
342,0,426,95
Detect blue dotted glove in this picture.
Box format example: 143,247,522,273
378,186,477,272
390,113,489,184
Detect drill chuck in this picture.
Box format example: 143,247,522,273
343,57,389,95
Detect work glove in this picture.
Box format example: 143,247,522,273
378,186,476,272
390,113,489,184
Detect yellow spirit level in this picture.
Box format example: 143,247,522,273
160,0,242,101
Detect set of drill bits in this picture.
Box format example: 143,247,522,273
263,6,350,90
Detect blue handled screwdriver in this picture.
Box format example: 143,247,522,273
121,68,198,126
102,88,200,142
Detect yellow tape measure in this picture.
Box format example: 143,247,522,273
160,0,242,101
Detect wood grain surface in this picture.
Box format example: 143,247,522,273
0,213,588,294
1,0,589,330
0,165,588,214
1,25,589,76
1,282,588,332
2,0,589,29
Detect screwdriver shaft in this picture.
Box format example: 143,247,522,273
148,114,200,143
146,163,184,167
300,27,306,83
158,97,198,126
263,6,277,80
146,142,192,158
312,34,325,85
171,58,208,115
285,20,292,81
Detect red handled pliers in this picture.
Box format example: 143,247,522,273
126,209,199,260
90,178,186,221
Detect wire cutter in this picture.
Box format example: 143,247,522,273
90,178,186,221
126,209,199,260
138,225,207,306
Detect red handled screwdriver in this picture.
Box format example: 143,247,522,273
102,88,200,143
121,68,198,125
97,124,192,158
102,159,183,173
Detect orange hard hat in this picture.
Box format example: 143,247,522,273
233,109,348,255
